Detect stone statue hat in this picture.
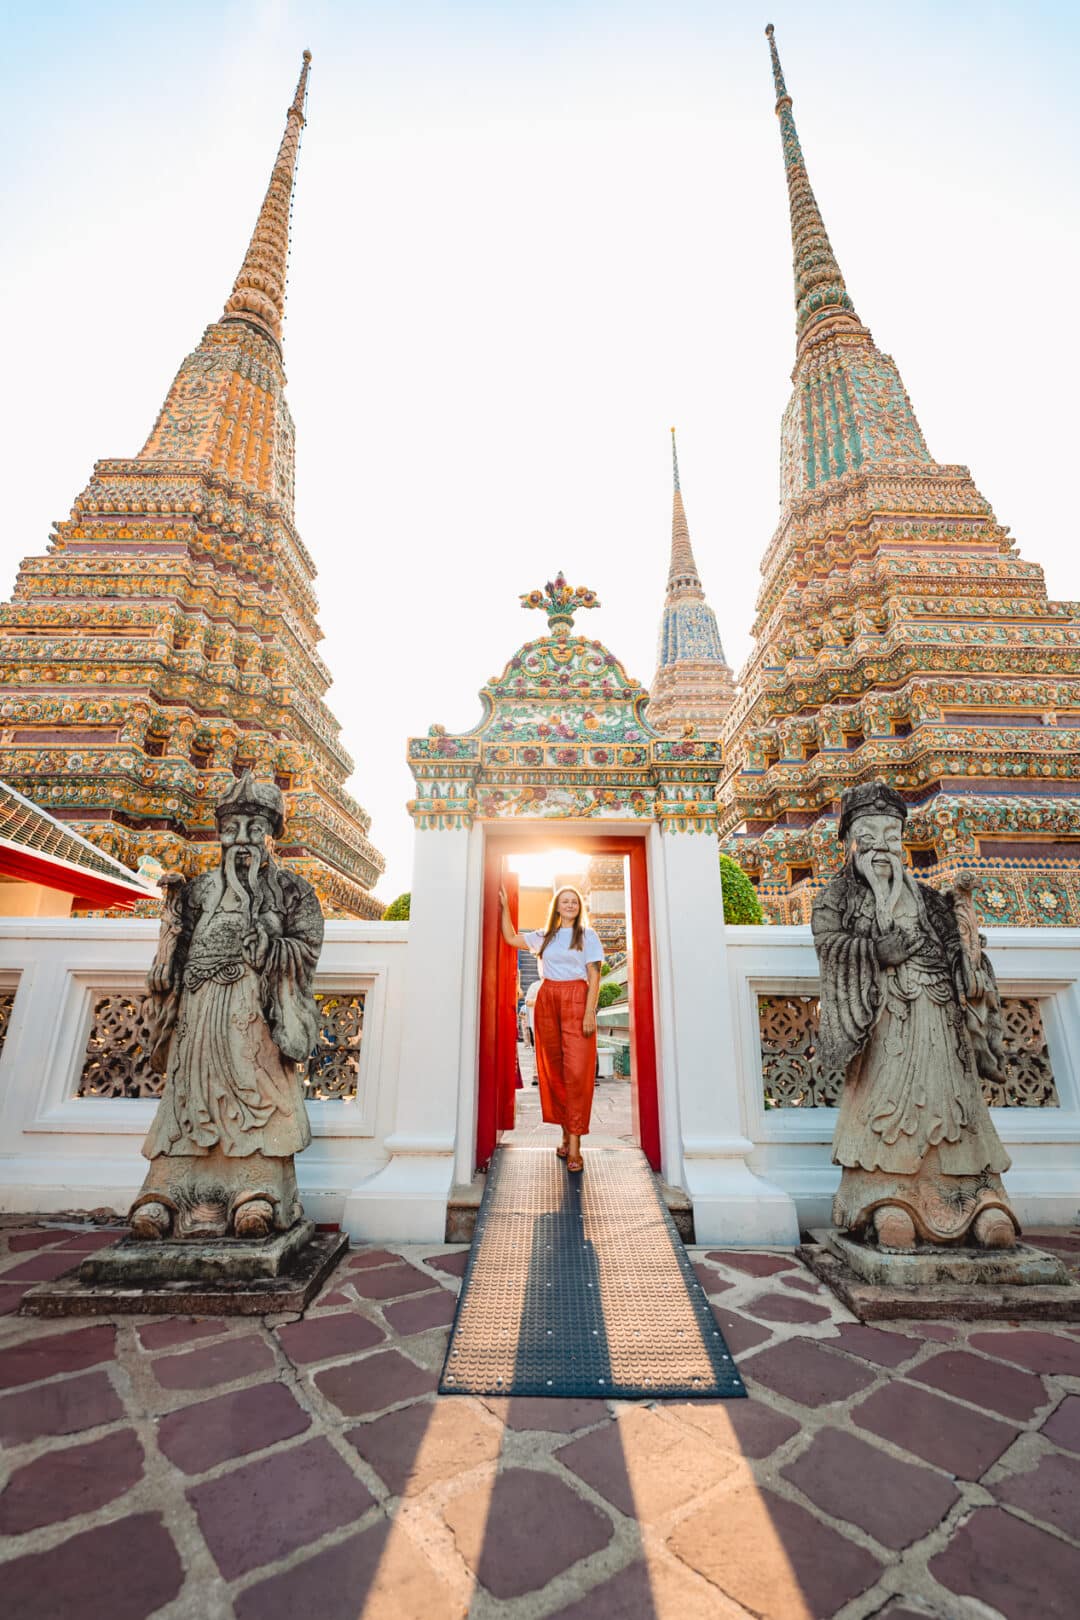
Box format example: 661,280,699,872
214,770,286,838
837,781,908,843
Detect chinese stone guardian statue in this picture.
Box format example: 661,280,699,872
811,782,1019,1251
129,772,324,1242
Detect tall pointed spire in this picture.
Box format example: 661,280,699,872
668,428,703,591
765,24,864,354
650,430,734,737
222,50,312,350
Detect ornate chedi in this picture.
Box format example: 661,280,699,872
407,573,722,834
648,430,735,738
0,54,384,918
718,26,1080,927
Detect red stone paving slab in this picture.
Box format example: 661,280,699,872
54,1230,127,1251
550,1558,719,1620
156,1381,311,1475
2,1248,81,1282
909,1349,1048,1421
489,1395,609,1434
556,1408,738,1520
968,1328,1080,1378
444,1466,614,1599
347,1398,502,1495
781,1271,825,1294
315,1348,438,1417
6,1230,67,1252
709,1304,773,1356
424,1249,469,1277
668,1480,883,1617
136,1316,229,1351
313,1289,352,1308
929,1504,1080,1619
152,1332,275,1391
781,1426,960,1550
0,1324,115,1390
704,1250,796,1277
0,1283,31,1315
743,1290,832,1325
2,1510,183,1620
349,1261,435,1300
691,1261,734,1295
852,1380,1020,1479
188,1435,375,1579
830,1322,922,1368
1042,1394,1080,1454
276,1310,385,1364
991,1452,1080,1539
0,1368,123,1447
662,1397,801,1459
383,1289,457,1336
0,1427,144,1534
347,1247,401,1270
234,1514,462,1620
1026,1231,1080,1252
741,1337,877,1407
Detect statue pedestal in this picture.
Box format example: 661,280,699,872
20,1226,347,1318
800,1227,1080,1322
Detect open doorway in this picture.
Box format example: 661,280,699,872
476,832,659,1173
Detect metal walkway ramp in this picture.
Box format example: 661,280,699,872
440,1146,745,1400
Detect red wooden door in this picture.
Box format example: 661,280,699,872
477,848,520,1170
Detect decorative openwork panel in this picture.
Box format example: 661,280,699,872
303,992,364,1102
77,987,366,1103
0,990,15,1063
78,993,164,1099
759,993,1059,1109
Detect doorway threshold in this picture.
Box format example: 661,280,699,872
446,1168,694,1244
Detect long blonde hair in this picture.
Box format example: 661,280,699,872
538,887,589,957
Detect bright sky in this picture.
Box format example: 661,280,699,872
3,2,1078,901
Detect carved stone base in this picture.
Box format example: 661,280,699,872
78,1218,317,1285
799,1228,1080,1322
19,1228,346,1318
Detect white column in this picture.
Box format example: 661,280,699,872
650,825,799,1246
341,827,469,1242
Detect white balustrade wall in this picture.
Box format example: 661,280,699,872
0,919,409,1228
0,917,1076,1236
725,925,1080,1231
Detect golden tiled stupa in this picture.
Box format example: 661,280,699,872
718,27,1080,927
0,54,384,917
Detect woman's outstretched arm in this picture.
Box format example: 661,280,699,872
498,886,528,950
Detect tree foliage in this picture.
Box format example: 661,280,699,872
720,855,763,925
382,892,411,921
598,979,624,1009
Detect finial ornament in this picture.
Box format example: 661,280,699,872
765,22,789,104
671,426,681,493
520,571,600,636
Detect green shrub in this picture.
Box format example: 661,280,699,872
597,979,624,1009
382,892,411,921
720,855,763,925
600,960,613,977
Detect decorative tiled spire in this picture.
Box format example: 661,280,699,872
668,428,703,591
650,431,734,737
765,24,864,354
222,50,312,349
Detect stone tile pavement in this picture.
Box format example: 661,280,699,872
1,1216,1078,1619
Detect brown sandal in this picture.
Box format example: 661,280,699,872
556,1133,570,1160
567,1156,584,1174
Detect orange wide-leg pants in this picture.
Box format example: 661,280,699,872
534,979,596,1136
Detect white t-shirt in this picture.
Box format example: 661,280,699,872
523,926,604,982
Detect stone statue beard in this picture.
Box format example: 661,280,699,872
221,842,269,920
852,847,905,932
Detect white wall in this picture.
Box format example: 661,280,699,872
725,924,1080,1230
0,918,408,1227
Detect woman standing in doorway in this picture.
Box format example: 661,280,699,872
499,885,603,1172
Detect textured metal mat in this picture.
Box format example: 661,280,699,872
440,1147,745,1399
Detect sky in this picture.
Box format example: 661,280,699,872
2,1,1078,901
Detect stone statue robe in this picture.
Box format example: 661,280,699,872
812,869,1015,1243
135,866,324,1235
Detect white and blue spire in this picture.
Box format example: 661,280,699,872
648,430,734,737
